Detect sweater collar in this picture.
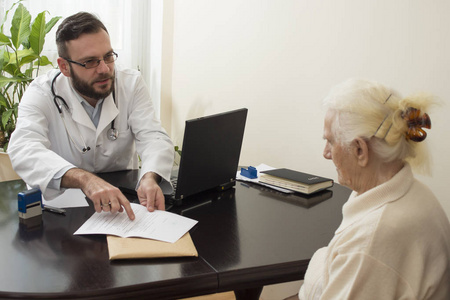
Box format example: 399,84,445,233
335,163,414,234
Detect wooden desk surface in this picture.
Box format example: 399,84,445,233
0,176,350,299
174,182,350,292
0,180,216,300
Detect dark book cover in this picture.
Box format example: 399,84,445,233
260,168,333,185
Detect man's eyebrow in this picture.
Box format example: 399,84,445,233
78,50,114,61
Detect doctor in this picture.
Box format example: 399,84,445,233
9,12,174,220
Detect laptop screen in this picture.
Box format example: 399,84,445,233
174,108,248,200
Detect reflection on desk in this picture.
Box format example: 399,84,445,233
248,182,334,208
173,187,242,270
0,172,351,300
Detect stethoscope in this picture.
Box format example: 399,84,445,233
51,72,119,153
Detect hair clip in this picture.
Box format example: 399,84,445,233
402,107,431,142
373,94,393,139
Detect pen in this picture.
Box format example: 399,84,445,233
240,182,250,188
42,204,66,215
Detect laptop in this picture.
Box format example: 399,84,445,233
109,108,248,209
166,108,248,206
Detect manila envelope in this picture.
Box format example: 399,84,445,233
107,232,198,260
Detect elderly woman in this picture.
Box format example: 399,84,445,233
296,79,450,299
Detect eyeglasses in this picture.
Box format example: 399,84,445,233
63,52,118,69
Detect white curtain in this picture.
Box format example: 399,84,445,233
0,0,161,115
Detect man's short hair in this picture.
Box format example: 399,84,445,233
56,12,108,58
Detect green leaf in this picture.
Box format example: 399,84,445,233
45,16,61,35
30,11,45,55
1,63,18,77
36,55,52,67
10,3,31,50
17,49,38,65
1,0,21,34
0,32,11,46
0,92,6,107
4,48,35,76
0,48,6,69
0,75,22,88
6,48,35,64
1,108,13,127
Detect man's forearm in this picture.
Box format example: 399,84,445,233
61,168,94,189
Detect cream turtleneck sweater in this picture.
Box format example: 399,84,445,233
299,164,450,300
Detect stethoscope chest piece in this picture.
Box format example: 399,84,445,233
107,127,119,141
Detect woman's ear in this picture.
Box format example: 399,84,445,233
352,137,370,167
57,57,71,77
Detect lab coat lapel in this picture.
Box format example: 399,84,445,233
97,93,118,139
70,100,96,131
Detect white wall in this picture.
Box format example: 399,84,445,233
164,0,450,217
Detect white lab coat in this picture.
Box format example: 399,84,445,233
9,66,174,199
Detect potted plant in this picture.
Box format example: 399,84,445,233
0,1,61,151
0,1,60,181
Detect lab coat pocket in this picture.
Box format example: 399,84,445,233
98,127,136,171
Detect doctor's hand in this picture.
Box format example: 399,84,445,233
137,172,165,212
61,168,135,220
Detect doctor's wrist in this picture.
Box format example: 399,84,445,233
141,172,162,185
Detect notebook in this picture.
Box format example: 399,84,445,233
167,108,248,206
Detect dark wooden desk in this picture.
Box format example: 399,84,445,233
0,174,350,299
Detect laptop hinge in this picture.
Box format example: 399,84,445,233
216,180,236,192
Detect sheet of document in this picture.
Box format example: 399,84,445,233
74,203,198,243
42,188,89,208
236,163,294,193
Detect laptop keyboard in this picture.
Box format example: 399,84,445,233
163,177,178,208
171,178,178,191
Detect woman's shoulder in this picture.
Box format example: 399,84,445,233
372,183,450,252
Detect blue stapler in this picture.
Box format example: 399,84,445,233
240,166,258,179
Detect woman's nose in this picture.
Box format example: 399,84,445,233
323,145,331,160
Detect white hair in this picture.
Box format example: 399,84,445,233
323,78,434,174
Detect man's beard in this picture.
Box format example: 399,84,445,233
70,69,114,101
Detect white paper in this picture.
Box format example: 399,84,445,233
42,188,89,208
237,163,294,193
74,203,198,243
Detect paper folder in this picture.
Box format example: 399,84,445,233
107,233,198,260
